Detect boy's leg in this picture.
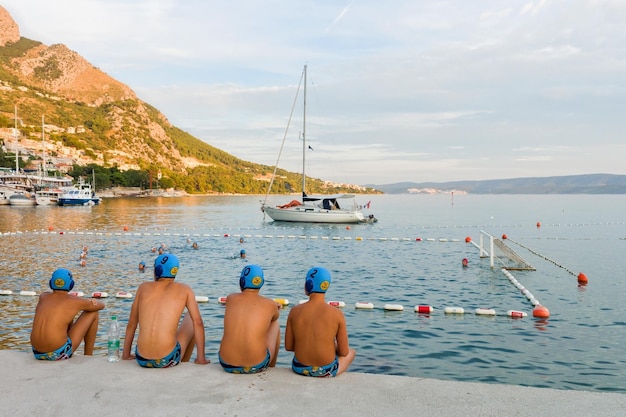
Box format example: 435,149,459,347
176,314,195,362
336,347,356,375
266,319,280,367
68,311,100,355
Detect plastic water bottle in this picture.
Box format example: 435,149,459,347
107,315,120,362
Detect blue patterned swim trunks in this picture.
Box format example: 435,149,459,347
33,337,73,361
291,356,339,377
135,342,181,368
219,349,271,374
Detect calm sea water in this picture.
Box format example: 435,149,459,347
1,194,625,393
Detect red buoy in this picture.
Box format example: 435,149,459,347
465,236,472,243
415,237,422,241
502,234,508,240
533,305,550,318
577,272,588,285
48,226,54,231
415,305,433,314
346,226,350,230
536,222,541,228
224,234,230,237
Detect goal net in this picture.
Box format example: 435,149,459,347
478,230,535,270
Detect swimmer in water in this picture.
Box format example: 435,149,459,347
462,258,469,267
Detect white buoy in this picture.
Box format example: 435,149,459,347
115,292,133,299
20,290,37,296
475,307,496,316
383,304,404,311
327,300,345,308
91,291,108,298
0,289,13,296
355,302,374,309
444,306,465,314
507,310,527,318
195,295,209,303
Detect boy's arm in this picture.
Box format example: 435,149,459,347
284,313,294,352
79,297,105,311
335,313,350,357
122,293,140,360
186,288,209,364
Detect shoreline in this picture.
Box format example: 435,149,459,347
2,350,625,417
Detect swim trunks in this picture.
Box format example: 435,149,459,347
291,356,339,377
33,337,73,361
218,349,271,374
135,342,181,368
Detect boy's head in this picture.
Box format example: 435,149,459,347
50,268,74,291
154,254,179,280
240,264,264,290
305,267,331,295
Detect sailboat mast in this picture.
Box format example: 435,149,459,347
301,65,307,200
42,115,47,177
14,105,19,173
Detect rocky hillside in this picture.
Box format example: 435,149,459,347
0,6,376,195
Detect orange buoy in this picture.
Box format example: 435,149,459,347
48,226,54,231
577,272,588,285
502,234,508,240
465,236,472,243
346,226,350,230
123,225,129,232
533,305,550,318
536,222,541,228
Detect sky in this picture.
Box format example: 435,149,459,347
3,0,626,185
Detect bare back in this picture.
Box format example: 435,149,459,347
219,290,279,366
30,292,103,352
285,296,349,366
131,280,197,358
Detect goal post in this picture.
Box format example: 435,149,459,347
478,230,535,271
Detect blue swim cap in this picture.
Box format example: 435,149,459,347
240,249,246,255
50,268,74,291
305,267,331,294
154,254,179,279
240,264,264,290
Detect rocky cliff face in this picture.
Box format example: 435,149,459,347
0,6,20,46
1,6,135,105
12,42,136,105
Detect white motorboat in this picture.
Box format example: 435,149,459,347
261,65,376,224
8,191,36,206
57,178,100,206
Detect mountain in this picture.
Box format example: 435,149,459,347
0,6,376,195
368,174,626,194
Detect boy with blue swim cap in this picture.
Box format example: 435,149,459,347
122,254,209,368
285,267,356,377
31,268,105,360
218,264,281,374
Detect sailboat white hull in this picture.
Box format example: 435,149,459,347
262,205,366,223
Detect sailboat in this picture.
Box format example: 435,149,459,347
261,66,376,224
